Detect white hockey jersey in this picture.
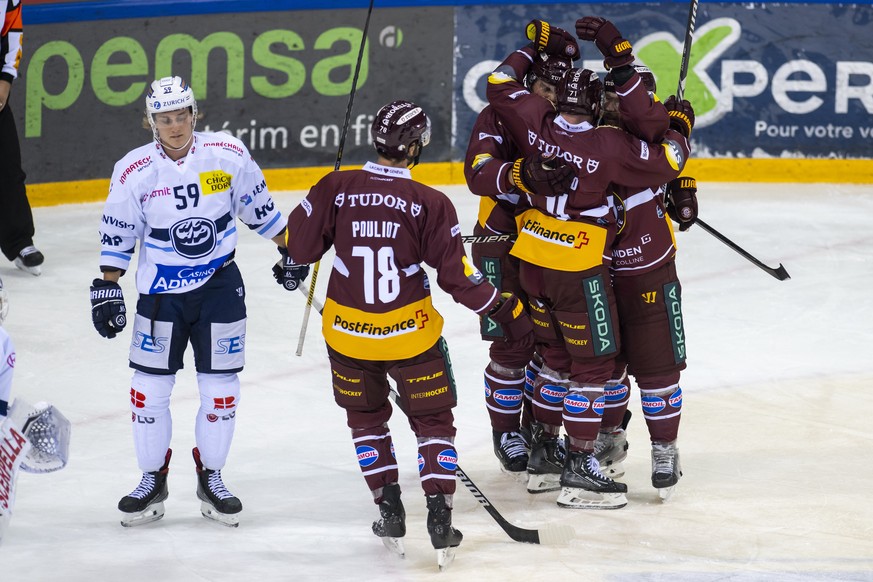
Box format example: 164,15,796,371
0,326,13,417
99,132,285,295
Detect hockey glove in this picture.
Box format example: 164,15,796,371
575,16,634,70
507,152,575,197
272,247,310,292
665,176,699,231
90,279,126,339
487,293,535,343
525,20,580,60
664,95,695,139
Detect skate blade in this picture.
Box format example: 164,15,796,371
556,487,627,509
200,501,240,527
500,465,530,484
120,502,165,527
379,536,405,558
526,473,561,494
658,484,678,502
436,546,457,571
14,259,41,276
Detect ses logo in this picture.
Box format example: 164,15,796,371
215,335,245,355
133,331,167,353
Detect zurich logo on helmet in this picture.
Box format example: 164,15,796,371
563,393,590,414
356,445,379,467
494,389,523,408
641,395,667,414
540,383,568,404
669,388,683,408
437,449,458,471
152,100,162,111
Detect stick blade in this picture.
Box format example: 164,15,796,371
773,264,791,281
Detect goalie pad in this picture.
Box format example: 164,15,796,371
9,399,71,474
0,411,32,542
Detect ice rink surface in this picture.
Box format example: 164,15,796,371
1,182,872,581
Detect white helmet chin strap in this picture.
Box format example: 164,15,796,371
159,133,194,152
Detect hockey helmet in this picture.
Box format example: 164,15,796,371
556,68,603,118
0,276,8,325
604,64,657,94
370,100,431,164
145,76,197,139
524,52,572,91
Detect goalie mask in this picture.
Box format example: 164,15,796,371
371,100,432,167
145,76,198,144
556,68,603,119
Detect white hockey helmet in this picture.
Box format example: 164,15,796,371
145,76,197,139
0,276,8,325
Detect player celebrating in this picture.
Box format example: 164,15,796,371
464,28,577,478
90,76,288,528
278,100,533,570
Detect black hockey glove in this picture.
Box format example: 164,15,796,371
525,19,580,60
507,152,575,197
90,279,126,339
664,95,695,139
487,293,534,343
575,16,634,70
665,176,699,231
272,247,310,292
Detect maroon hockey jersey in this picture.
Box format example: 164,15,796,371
611,185,677,276
286,162,500,360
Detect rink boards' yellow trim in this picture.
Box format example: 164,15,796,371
27,159,873,207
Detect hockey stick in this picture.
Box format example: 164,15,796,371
296,0,375,356
695,219,791,280
461,233,517,245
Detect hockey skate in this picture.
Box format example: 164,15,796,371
594,409,632,478
193,447,242,527
557,450,628,509
526,423,565,494
372,484,406,558
13,246,44,277
118,449,171,527
426,494,463,572
492,430,529,479
652,441,682,501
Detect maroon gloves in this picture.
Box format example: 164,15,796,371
526,19,580,60
507,152,575,197
665,177,699,231
664,95,695,138
576,16,634,69
487,293,534,342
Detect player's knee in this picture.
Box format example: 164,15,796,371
129,371,174,417
196,372,240,417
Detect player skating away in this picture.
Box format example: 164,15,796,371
1,277,71,543
486,18,691,508
464,31,577,479
278,101,534,570
90,76,288,528
596,66,698,499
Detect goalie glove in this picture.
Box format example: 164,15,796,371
506,152,575,197
665,176,699,231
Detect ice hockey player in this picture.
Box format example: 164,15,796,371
90,76,288,528
278,100,534,570
464,24,577,479
486,18,691,509
1,277,71,543
596,65,697,500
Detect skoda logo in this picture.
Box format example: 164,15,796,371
170,217,216,259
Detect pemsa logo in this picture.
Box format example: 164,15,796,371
24,27,383,138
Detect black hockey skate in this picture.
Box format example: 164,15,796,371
193,447,242,527
652,441,682,501
557,450,628,509
526,423,565,494
118,449,171,527
492,430,529,476
594,409,632,478
426,494,463,571
14,245,44,276
372,483,406,558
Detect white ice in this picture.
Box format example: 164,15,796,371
2,183,872,581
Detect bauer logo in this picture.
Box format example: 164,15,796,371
540,383,568,404
493,389,523,408
669,388,683,408
641,395,667,414
563,394,590,414
170,217,217,259
437,449,458,471
604,384,629,402
356,445,379,468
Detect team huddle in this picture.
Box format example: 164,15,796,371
1,13,700,572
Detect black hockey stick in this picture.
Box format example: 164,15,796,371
461,233,517,244
455,466,575,545
696,219,790,280
297,0,375,356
